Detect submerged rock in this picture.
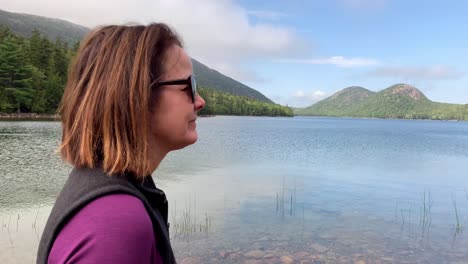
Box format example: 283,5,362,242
310,243,329,253
219,251,228,258
245,260,263,264
293,251,309,259
263,251,278,259
229,252,241,260
280,255,294,264
263,258,280,264
180,256,202,264
245,250,266,259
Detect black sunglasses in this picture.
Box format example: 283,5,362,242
156,75,197,103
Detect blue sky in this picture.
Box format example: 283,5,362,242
1,0,467,106
239,0,468,106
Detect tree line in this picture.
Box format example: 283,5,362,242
297,92,468,121
0,26,292,117
0,26,77,113
198,87,293,116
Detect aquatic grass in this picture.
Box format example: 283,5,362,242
275,176,297,217
393,190,435,237
394,201,398,223
419,190,432,236
293,177,297,216
7,226,14,248
33,223,40,242
289,193,293,216
275,176,286,217
451,193,462,234
282,176,285,217
33,208,39,228
202,212,212,233
276,193,279,212
301,203,305,241
394,202,415,236
170,194,212,242
276,177,297,217
400,209,405,231
408,205,412,233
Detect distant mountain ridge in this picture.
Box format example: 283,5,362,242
295,84,468,120
0,9,87,44
382,83,427,101
192,59,273,103
0,9,273,103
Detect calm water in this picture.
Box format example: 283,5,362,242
1,117,468,263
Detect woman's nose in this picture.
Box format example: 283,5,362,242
194,93,205,111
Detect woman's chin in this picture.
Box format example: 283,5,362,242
187,131,198,145
171,133,198,151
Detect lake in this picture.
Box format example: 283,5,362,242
1,116,468,263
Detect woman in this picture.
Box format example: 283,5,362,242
37,23,205,264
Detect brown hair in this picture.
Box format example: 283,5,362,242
59,23,182,178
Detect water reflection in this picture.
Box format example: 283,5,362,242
161,164,468,263
1,118,468,263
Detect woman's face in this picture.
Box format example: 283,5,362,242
149,45,205,153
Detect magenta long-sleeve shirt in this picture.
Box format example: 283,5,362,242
48,194,163,264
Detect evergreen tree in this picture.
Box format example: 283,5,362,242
37,36,53,72
0,26,12,43
72,40,80,57
30,65,47,113
29,29,43,69
0,36,34,112
44,55,63,112
53,36,69,82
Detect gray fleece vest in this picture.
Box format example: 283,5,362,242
37,167,176,264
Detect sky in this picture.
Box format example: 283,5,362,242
1,0,467,107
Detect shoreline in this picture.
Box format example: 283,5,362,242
3,113,461,121
294,115,466,122
0,113,217,121
0,113,59,121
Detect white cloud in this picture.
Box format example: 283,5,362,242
313,90,326,97
0,0,305,83
277,56,379,68
276,90,327,107
369,65,464,80
247,10,288,21
206,61,266,82
294,90,305,97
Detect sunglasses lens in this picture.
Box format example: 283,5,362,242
191,75,197,103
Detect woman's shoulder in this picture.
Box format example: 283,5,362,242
66,193,153,239
82,193,147,216
49,194,156,263
80,193,152,229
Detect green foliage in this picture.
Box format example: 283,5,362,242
30,65,47,113
296,84,468,121
0,26,68,113
198,87,293,117
0,26,291,116
0,35,33,112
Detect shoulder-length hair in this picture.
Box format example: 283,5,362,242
59,23,182,178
